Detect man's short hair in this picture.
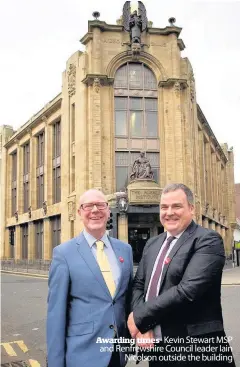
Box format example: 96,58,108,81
162,183,194,205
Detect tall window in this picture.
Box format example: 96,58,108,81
35,220,44,259
51,215,61,248
37,132,45,208
115,97,158,137
114,63,159,191
21,223,28,259
23,143,30,212
53,121,61,203
11,152,17,216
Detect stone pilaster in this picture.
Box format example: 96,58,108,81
91,78,102,189
198,131,206,203
45,123,53,205
172,82,184,183
17,146,23,214
203,217,209,229
211,152,217,210
215,224,221,236
30,136,37,210
216,159,221,213
210,221,216,231
92,28,101,74
205,142,213,206
181,86,194,190
4,229,11,258
43,218,52,260
15,225,21,260
118,214,128,243
28,222,35,260
222,227,226,241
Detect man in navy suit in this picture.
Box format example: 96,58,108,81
47,189,133,367
128,183,235,366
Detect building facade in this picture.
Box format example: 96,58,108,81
0,6,236,262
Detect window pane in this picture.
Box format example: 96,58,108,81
144,66,157,90
116,167,128,191
145,98,157,110
115,152,129,166
130,98,142,110
115,97,127,110
129,64,142,89
115,111,127,136
146,111,158,137
152,168,159,183
130,111,142,137
114,65,128,88
147,152,159,166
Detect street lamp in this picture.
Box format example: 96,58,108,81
116,192,129,213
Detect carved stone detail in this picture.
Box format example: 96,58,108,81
68,197,76,220
93,78,101,93
174,82,181,97
14,210,18,222
131,43,141,59
42,201,47,216
68,64,76,97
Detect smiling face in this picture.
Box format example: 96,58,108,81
78,190,110,239
160,189,194,236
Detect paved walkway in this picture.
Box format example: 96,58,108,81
1,265,240,284
221,266,240,285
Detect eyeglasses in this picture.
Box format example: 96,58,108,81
80,202,108,211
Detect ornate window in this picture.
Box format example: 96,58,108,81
114,63,159,191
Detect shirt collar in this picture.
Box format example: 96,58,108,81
166,230,185,240
83,229,109,248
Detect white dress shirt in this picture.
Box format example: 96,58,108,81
145,231,184,339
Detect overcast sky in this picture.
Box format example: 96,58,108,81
0,0,239,182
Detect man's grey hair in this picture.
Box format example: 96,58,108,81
162,183,194,205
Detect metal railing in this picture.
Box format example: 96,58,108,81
1,259,51,274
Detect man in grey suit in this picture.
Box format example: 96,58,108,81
47,189,133,367
128,183,235,366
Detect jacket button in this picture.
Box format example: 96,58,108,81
112,300,116,305
109,324,114,329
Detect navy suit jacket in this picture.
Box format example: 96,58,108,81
132,221,226,337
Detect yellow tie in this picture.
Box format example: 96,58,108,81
96,240,116,298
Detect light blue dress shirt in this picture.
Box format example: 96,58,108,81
83,230,121,289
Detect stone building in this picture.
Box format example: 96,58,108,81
0,3,236,263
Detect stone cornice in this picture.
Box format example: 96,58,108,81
80,21,123,44
197,105,228,164
80,32,93,45
158,78,188,89
80,21,182,46
177,39,185,51
82,74,114,86
148,26,182,37
4,93,62,149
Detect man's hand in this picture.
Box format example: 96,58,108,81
136,330,154,348
127,312,139,338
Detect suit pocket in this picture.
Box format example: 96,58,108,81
67,321,94,337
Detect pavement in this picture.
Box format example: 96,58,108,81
1,264,240,284
1,273,240,367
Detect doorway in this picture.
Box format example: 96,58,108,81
128,228,150,263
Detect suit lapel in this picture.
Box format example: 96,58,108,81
145,233,167,289
158,221,197,293
76,233,110,297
